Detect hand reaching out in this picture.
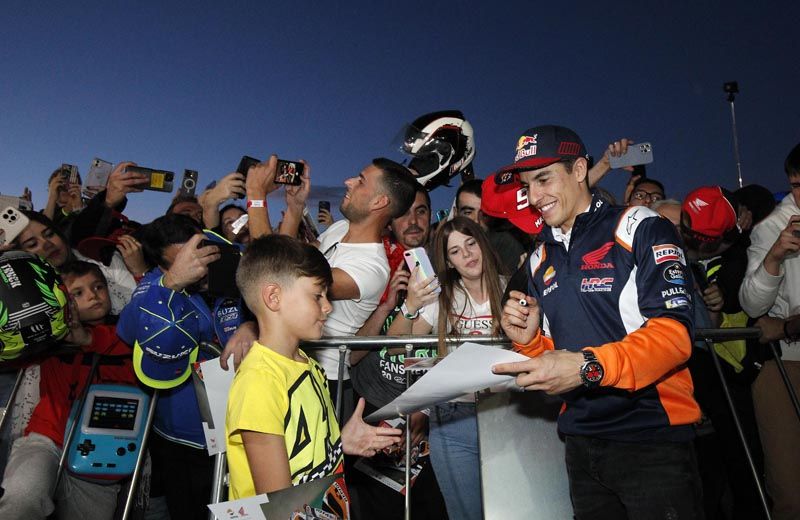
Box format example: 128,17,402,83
341,398,403,457
116,234,148,277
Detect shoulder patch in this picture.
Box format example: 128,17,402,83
615,206,658,252
528,244,547,278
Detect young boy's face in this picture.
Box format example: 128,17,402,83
280,276,332,341
65,272,111,325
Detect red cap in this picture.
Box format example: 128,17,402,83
481,175,544,234
681,186,738,239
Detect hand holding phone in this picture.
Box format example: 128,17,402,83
0,206,30,246
609,142,654,169
403,247,441,295
275,159,305,186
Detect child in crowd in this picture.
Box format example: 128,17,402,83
0,261,136,520
225,235,401,513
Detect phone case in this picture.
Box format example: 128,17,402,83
179,169,199,197
126,166,175,193
86,158,113,189
403,247,441,294
0,206,31,246
609,142,654,169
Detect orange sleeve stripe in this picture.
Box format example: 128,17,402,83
655,367,701,425
512,329,555,357
614,211,633,252
587,317,692,392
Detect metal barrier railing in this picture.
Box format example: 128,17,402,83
2,328,785,520
203,327,786,520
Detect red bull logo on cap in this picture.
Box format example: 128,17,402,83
515,134,538,162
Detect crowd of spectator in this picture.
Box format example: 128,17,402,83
0,111,798,520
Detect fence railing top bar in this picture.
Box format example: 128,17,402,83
297,328,761,350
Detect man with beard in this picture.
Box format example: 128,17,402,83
347,184,449,519
306,158,417,406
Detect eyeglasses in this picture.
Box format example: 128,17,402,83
631,190,664,202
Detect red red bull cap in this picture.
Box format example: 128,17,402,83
495,125,589,184
481,176,544,234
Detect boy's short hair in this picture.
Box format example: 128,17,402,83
59,260,107,285
236,235,333,310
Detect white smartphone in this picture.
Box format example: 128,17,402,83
84,158,113,197
403,247,441,294
0,206,30,247
609,142,654,169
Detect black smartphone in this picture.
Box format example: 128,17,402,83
319,200,331,213
275,159,304,186
179,169,199,197
125,166,175,193
201,240,241,298
236,156,261,177
631,164,647,179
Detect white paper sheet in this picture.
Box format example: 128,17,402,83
199,359,236,453
207,493,268,520
365,342,527,422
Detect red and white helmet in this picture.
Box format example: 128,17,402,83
400,110,475,190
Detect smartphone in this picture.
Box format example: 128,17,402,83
201,240,242,298
0,195,33,211
61,163,79,184
631,164,647,179
403,247,441,294
236,155,261,177
609,142,654,169
275,159,304,186
319,200,331,213
436,209,449,222
0,206,30,246
125,165,175,192
85,158,113,195
179,169,199,197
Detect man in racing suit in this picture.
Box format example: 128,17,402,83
493,125,703,519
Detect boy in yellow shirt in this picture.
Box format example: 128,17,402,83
226,235,401,508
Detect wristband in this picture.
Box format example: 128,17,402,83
401,302,420,320
247,199,265,209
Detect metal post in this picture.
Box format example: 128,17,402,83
208,452,228,520
0,369,25,436
704,339,771,520
767,342,800,422
121,390,159,520
335,344,347,425
404,343,413,520
725,83,744,188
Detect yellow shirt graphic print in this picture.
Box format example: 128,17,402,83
225,343,343,499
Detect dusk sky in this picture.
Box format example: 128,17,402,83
1,2,797,225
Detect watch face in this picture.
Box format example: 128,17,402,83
583,361,604,383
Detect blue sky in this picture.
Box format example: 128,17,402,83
1,1,797,225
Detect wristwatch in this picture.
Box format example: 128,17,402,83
580,350,604,388
400,302,419,320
